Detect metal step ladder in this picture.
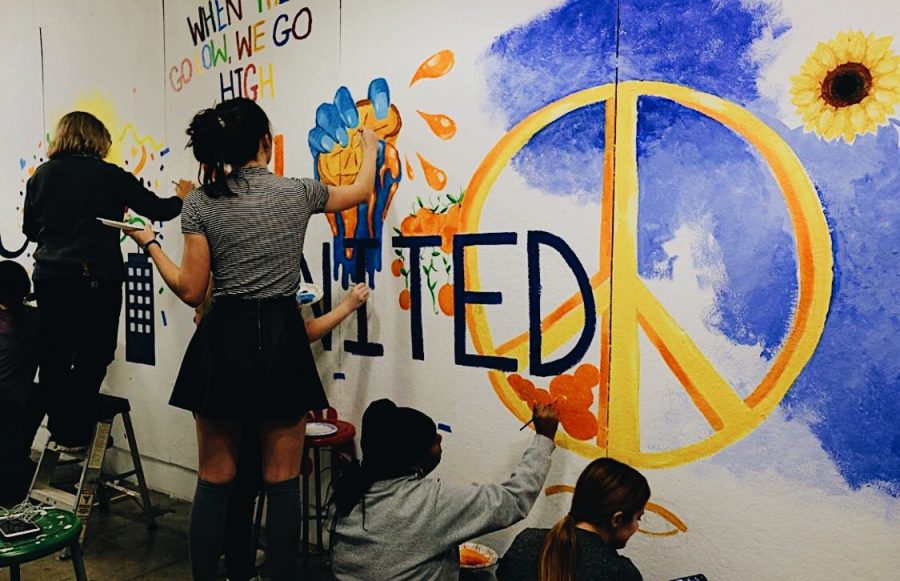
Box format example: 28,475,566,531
28,394,158,545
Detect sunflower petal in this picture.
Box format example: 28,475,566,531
864,99,888,124
790,74,820,92
814,42,838,70
816,107,835,135
873,56,898,75
801,101,826,122
791,90,819,106
849,105,867,131
864,35,894,65
848,32,867,62
873,88,900,106
828,32,847,61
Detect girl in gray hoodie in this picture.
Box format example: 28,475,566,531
329,398,559,580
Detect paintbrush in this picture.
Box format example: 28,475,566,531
519,399,558,430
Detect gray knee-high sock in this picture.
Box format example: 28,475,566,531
189,478,233,581
265,477,301,581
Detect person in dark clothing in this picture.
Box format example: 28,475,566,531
0,261,43,506
22,111,185,448
497,458,650,581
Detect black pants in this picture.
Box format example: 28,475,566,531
34,275,122,446
0,390,45,506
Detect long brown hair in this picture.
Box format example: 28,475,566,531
538,458,650,581
47,111,111,159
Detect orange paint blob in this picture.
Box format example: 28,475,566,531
416,153,447,191
400,214,418,236
405,155,415,180
416,110,457,140
560,408,598,441
399,289,412,310
410,49,455,86
391,258,404,277
574,363,600,387
438,283,454,316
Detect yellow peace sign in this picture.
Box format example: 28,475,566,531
460,81,833,468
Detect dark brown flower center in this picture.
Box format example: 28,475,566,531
821,62,872,108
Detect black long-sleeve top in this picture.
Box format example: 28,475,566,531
23,154,182,280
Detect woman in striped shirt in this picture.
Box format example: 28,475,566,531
127,97,377,581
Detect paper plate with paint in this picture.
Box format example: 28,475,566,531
459,542,497,569
306,422,338,438
295,283,323,306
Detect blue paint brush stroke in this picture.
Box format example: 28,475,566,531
484,0,900,494
636,97,797,357
779,125,900,496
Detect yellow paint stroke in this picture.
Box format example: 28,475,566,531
544,485,687,537
416,153,447,191
405,155,415,180
410,49,455,87
61,93,123,164
460,81,832,468
417,110,457,140
117,123,164,151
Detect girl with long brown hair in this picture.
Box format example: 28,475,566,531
498,457,650,581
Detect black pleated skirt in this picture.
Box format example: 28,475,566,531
169,295,328,420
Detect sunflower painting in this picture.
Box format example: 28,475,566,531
791,31,900,143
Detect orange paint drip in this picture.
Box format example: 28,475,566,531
132,144,147,176
640,502,688,536
273,134,284,176
416,110,457,140
405,155,415,180
544,484,575,496
416,153,447,191
410,49,455,87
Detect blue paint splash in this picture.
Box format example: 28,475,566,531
483,0,900,494
779,125,900,495
636,97,797,356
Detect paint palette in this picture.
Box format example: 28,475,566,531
306,422,338,438
459,542,497,569
295,282,323,306
97,217,143,231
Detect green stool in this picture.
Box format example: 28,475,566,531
0,509,87,581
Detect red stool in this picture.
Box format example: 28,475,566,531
301,408,356,558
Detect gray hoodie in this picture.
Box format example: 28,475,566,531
330,434,556,580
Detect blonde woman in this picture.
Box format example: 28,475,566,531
23,111,185,450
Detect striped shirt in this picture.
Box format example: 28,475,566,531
181,166,329,299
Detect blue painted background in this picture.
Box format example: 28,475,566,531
483,0,900,494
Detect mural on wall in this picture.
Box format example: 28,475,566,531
0,0,895,574
475,0,899,496
290,1,898,544
308,79,402,289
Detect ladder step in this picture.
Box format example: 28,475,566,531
30,485,77,510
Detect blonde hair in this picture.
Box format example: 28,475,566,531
48,111,112,159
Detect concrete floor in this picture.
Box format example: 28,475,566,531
0,490,333,581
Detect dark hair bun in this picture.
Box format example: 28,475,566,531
186,108,226,166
